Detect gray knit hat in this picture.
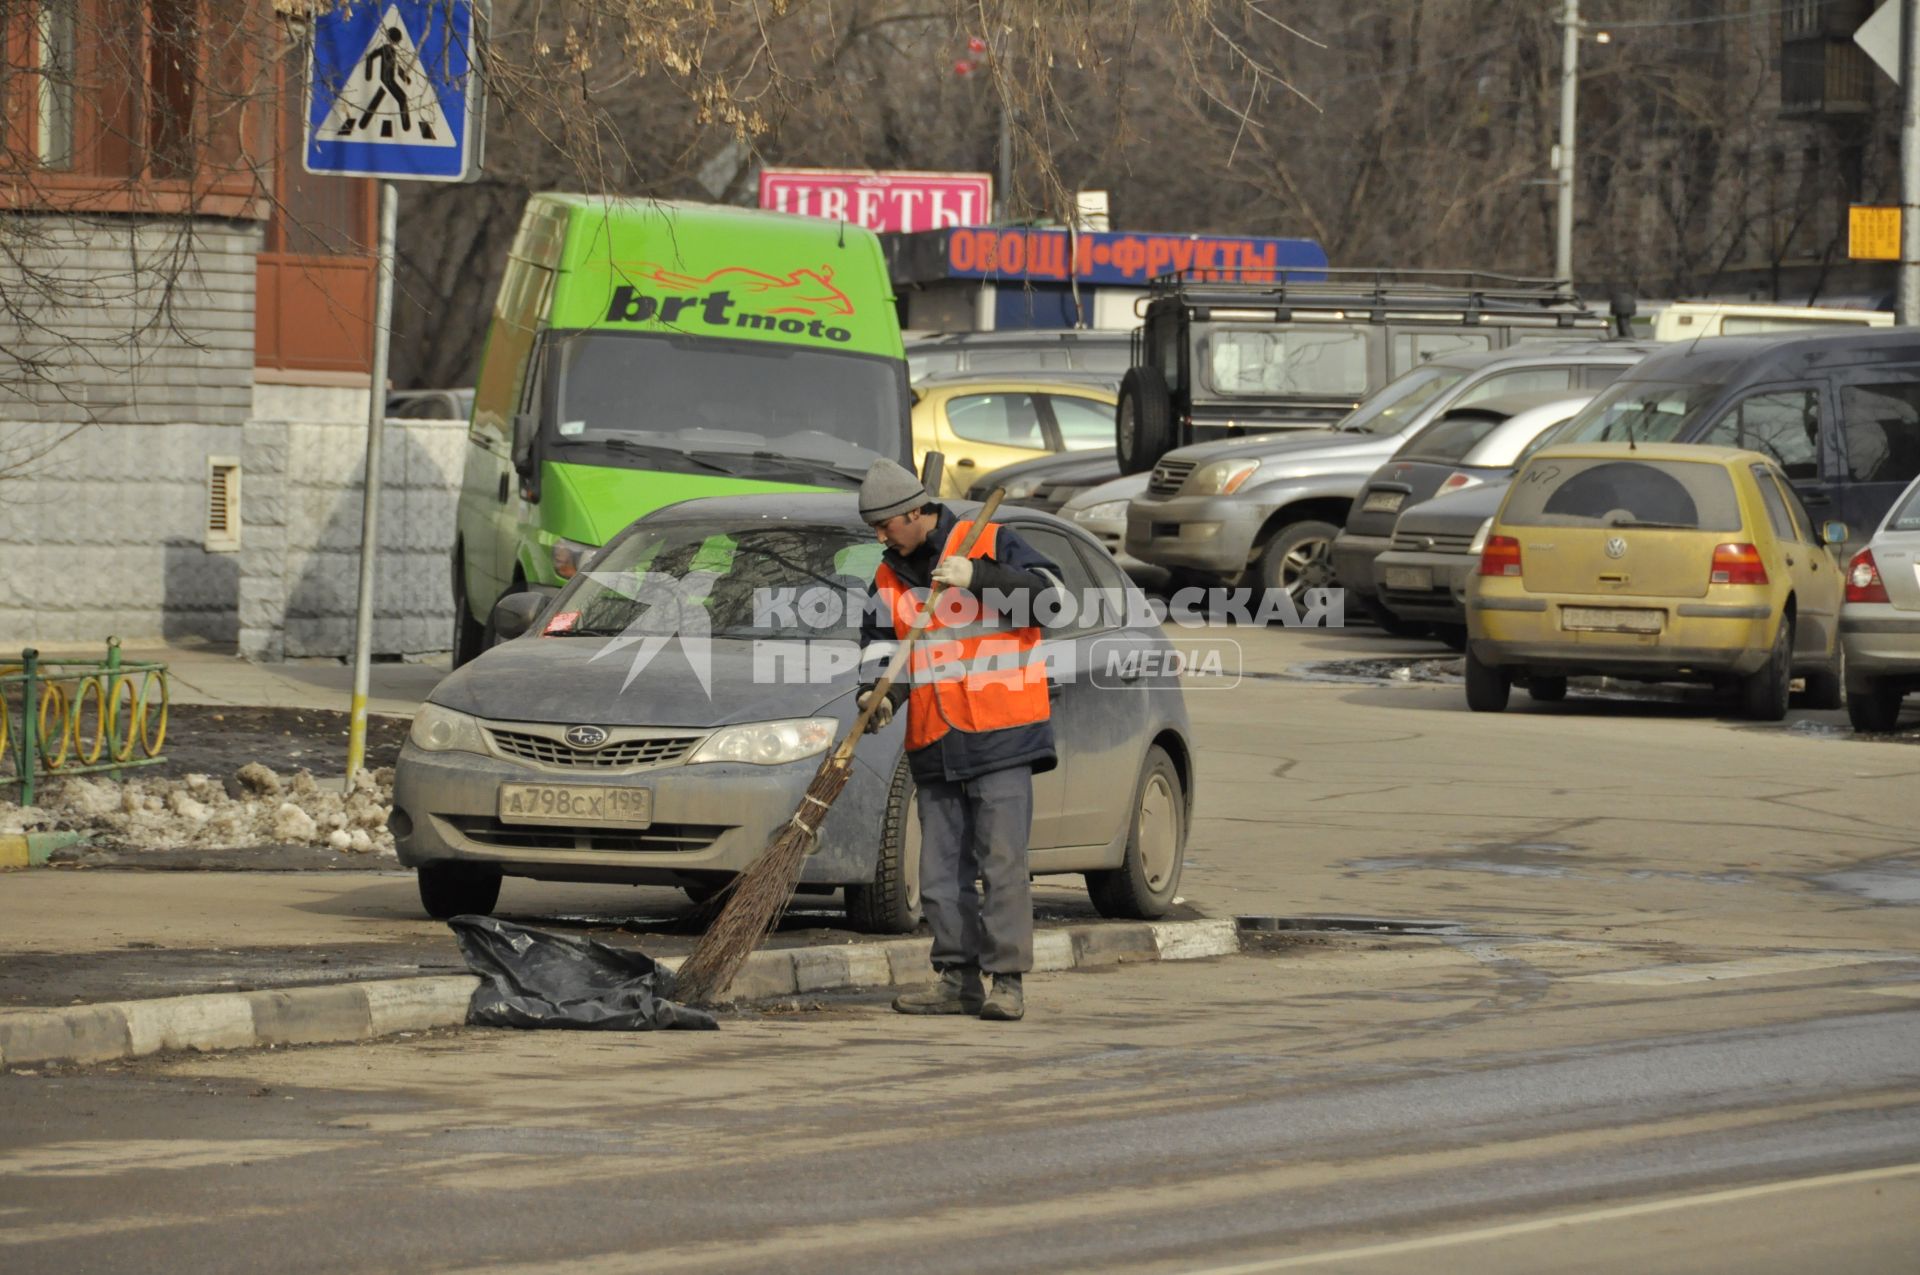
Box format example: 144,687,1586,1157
858,458,930,524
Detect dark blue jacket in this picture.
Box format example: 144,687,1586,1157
860,505,1060,784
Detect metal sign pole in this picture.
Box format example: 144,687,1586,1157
346,181,399,786
1902,0,1920,325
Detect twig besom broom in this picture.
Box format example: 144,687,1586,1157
673,490,1007,1005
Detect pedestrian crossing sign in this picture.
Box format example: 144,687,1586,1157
305,0,483,181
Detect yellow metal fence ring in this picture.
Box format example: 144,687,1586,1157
106,674,139,763
36,681,71,771
72,675,108,765
137,669,169,757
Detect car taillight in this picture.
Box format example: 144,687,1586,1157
1439,472,1483,494
1847,549,1890,603
1709,543,1768,586
1478,535,1522,577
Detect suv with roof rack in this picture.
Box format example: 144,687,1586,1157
1115,268,1617,475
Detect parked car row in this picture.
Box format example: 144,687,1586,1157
969,324,1920,733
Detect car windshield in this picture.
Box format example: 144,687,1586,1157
549,331,903,479
1503,458,1743,531
1335,364,1467,435
549,519,882,641
1557,378,1725,446
1395,409,1509,464
1196,326,1371,399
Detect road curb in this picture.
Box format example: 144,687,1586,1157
0,918,1242,1070
0,831,86,870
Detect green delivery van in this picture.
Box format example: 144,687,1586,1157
451,195,912,664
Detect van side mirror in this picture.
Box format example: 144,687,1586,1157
511,412,538,474
1821,520,1849,546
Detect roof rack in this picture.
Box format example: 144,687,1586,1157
1149,266,1588,312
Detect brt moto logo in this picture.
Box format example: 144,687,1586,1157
604,263,856,343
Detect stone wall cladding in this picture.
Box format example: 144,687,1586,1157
239,418,465,660
0,217,261,427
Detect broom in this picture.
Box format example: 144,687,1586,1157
672,488,1007,1005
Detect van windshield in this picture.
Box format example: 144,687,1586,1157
1557,378,1725,446
548,331,905,481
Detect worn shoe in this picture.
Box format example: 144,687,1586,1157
979,973,1024,1022
892,967,985,1015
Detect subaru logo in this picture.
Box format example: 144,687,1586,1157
564,724,610,750
1605,536,1628,560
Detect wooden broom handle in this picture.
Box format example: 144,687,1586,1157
834,489,1006,764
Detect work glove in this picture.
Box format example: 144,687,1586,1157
931,555,976,590
857,685,894,734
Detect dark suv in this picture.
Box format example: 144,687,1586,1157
1552,329,1920,542
1116,269,1614,474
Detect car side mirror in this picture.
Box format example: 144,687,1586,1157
489,590,549,642
1821,520,1849,546
511,412,538,475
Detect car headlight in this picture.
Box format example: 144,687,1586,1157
1468,517,1495,555
1190,459,1261,495
408,703,489,754
551,537,598,580
688,717,837,766
1075,500,1129,522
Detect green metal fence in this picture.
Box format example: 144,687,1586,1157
1,639,168,806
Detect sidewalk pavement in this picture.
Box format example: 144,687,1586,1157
26,637,448,717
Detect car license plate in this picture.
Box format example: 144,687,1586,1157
1363,490,1405,514
1383,565,1433,591
1561,607,1664,634
497,784,652,827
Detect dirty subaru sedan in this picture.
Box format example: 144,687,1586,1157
392,493,1196,932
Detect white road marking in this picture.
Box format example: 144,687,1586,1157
1566,952,1904,986
1852,983,1920,999
1175,1161,1920,1274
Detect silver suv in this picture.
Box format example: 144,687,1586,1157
1124,343,1657,602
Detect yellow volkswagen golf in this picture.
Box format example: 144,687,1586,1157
1465,443,1846,720
910,376,1118,497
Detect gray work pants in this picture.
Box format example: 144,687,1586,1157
915,767,1033,975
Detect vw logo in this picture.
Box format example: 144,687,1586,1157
564,724,610,750
1422,536,1436,550
1604,536,1628,560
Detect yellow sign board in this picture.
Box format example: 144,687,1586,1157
1849,205,1900,261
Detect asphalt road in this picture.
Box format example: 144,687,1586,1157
3,623,1918,1271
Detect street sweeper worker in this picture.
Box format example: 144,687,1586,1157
856,458,1061,1023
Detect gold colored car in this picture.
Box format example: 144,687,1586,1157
910,376,1118,497
1465,443,1846,720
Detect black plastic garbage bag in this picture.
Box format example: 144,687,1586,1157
450,915,719,1031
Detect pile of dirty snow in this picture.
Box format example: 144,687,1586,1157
0,763,396,855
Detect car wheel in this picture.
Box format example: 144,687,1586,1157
1087,744,1185,919
450,549,488,669
844,757,922,934
1464,646,1511,713
1431,623,1468,652
1846,677,1905,732
1255,520,1341,611
1800,647,1844,712
1741,615,1794,722
417,863,502,921
1528,675,1569,703
1116,366,1175,475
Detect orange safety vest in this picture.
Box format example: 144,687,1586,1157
872,520,1050,754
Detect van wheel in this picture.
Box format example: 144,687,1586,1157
1088,745,1185,919
451,550,488,668
1255,520,1340,609
1116,367,1174,475
1528,675,1568,703
1847,678,1904,732
1741,616,1794,722
417,863,501,920
845,758,922,934
1465,647,1511,712
1800,649,1844,712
